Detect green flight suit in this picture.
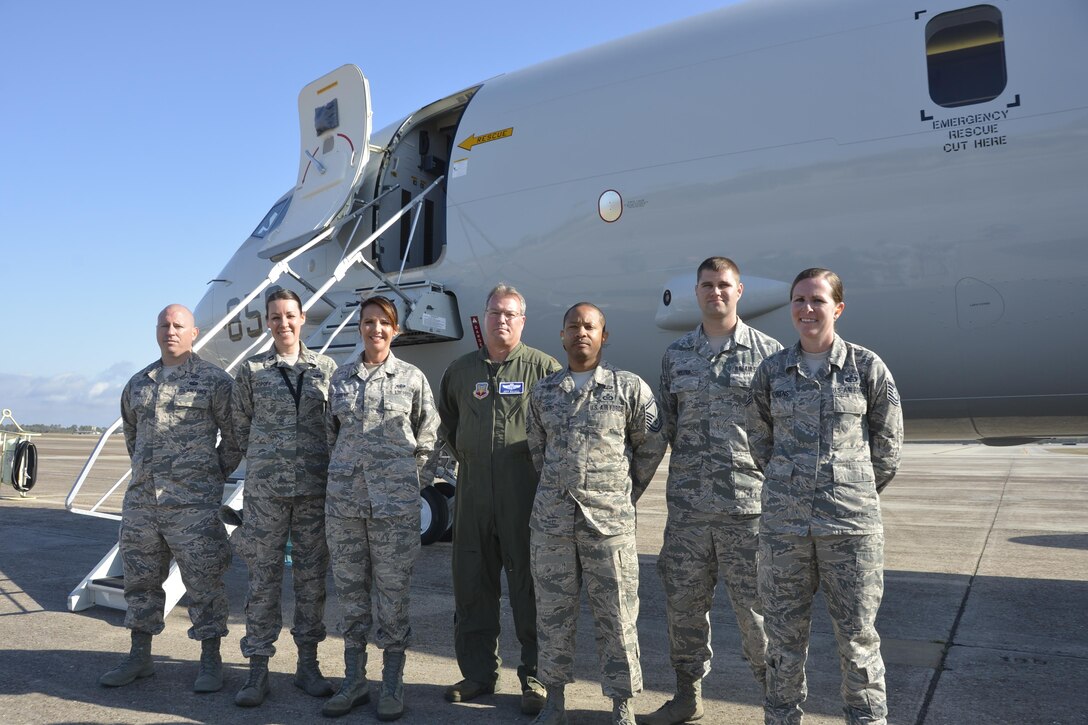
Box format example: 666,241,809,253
438,342,561,687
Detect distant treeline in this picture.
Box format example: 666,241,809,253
0,423,101,434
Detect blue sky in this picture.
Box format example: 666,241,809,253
0,0,732,425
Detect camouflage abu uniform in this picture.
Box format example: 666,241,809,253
747,335,903,725
325,351,439,652
658,320,781,687
526,362,666,698
232,342,337,659
119,352,241,639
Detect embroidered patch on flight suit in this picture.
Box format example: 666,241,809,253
474,382,490,399
498,381,525,395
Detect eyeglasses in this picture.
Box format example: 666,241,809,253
485,309,523,321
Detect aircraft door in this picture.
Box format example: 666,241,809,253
369,94,478,274
258,64,372,260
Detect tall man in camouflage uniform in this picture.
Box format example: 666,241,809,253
747,268,903,725
100,304,241,693
644,257,782,725
439,283,561,716
527,302,666,725
231,289,338,707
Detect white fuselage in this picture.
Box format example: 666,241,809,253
195,0,1088,442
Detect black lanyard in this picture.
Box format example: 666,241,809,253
278,366,306,411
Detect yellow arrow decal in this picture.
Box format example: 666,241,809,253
457,127,513,151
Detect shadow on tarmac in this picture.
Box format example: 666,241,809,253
3,439,1088,724
1009,533,1088,550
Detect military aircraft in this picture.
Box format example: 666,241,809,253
68,0,1088,611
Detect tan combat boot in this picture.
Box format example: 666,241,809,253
294,642,333,696
193,637,224,692
532,684,569,725
376,649,406,721
639,671,703,724
99,631,154,687
234,655,270,707
322,647,370,717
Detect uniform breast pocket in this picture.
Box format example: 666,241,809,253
832,394,869,449
729,371,754,389
382,396,413,420
382,396,416,442
173,390,209,420
536,404,566,433
587,408,626,437
327,458,356,479
299,386,328,419
833,395,867,416
669,374,705,395
175,390,207,407
131,387,156,415
770,393,793,419
330,390,358,419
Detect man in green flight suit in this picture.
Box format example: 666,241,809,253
438,283,561,717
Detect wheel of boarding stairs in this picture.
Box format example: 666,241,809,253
10,440,37,492
420,485,450,545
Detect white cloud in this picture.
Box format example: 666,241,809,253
0,364,136,426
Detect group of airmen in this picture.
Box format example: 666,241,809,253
98,257,903,725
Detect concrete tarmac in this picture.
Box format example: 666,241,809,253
0,435,1085,724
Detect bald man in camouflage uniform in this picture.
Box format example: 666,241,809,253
527,303,666,725
231,298,338,707
100,304,241,693
645,257,782,725
747,330,902,725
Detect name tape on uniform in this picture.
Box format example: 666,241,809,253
498,382,525,395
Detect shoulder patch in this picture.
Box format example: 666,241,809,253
887,380,901,406
645,398,662,433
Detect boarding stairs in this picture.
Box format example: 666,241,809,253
67,174,459,614
68,62,464,615
67,480,244,613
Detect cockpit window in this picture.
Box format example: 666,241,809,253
926,5,1007,108
251,196,292,239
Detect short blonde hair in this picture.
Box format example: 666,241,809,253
485,283,526,314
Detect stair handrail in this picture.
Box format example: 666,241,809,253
314,183,439,353
67,176,445,514
66,223,336,514
302,176,446,314
228,175,446,362
65,418,125,514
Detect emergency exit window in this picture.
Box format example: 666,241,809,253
926,5,1007,108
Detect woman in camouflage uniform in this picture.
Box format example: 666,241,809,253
323,296,439,721
747,269,903,725
232,289,338,707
